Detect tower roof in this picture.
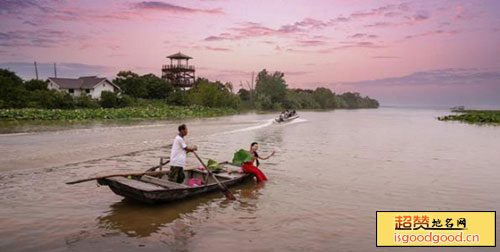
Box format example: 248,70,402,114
167,52,192,59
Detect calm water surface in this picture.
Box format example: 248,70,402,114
0,108,499,251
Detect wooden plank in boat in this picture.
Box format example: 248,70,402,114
221,163,241,170
107,176,165,191
140,175,188,189
215,173,235,179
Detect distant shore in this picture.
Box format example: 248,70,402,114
438,110,500,124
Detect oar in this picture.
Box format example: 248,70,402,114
67,158,170,185
146,158,169,172
66,170,169,185
192,151,236,201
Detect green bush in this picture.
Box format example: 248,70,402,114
24,80,48,91
100,91,119,108
118,94,134,108
167,90,189,106
188,80,240,109
75,94,99,109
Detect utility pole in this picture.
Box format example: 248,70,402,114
251,71,254,90
251,71,255,100
54,63,57,78
34,61,39,80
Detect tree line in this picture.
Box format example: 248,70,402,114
0,68,378,110
0,69,240,109
238,69,379,110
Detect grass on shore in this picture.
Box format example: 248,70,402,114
438,110,500,124
0,105,238,121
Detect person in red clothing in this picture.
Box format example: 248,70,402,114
242,142,275,182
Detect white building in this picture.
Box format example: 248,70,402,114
47,76,120,99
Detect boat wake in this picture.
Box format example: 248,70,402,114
223,119,275,134
221,117,307,135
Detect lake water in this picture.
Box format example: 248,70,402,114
0,108,499,251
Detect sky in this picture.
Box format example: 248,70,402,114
0,0,499,107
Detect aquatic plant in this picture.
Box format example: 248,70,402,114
0,105,238,121
438,110,500,124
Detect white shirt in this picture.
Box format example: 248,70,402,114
170,135,188,167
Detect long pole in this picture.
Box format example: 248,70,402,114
54,63,57,78
251,72,255,100
251,71,254,90
34,61,39,80
192,151,236,200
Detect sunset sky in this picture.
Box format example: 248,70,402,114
1,0,499,107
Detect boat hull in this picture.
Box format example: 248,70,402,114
275,115,299,123
98,171,253,204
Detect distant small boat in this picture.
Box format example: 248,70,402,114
98,163,252,204
275,114,299,123
451,106,465,111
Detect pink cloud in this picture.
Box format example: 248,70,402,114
371,56,401,59
404,30,460,40
204,17,332,42
348,33,378,39
132,1,223,15
453,4,482,20
296,40,326,46
202,3,418,44
204,46,231,51
347,3,410,20
319,41,386,53
0,28,80,48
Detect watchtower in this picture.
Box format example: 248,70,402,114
161,52,195,88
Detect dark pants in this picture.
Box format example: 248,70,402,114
168,166,185,183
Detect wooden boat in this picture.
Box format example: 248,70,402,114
275,114,299,123
97,163,253,204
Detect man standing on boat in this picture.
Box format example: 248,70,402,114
169,124,197,183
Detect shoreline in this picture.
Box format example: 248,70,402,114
0,105,238,121
0,106,380,121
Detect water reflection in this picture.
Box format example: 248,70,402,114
96,181,263,238
237,183,265,214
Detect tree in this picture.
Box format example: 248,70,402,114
113,71,147,98
24,79,48,91
188,80,240,109
284,89,320,109
224,82,233,93
238,88,251,101
0,69,23,84
113,71,174,99
255,93,273,110
0,70,28,108
142,74,173,99
312,87,336,109
254,69,287,110
339,92,362,108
